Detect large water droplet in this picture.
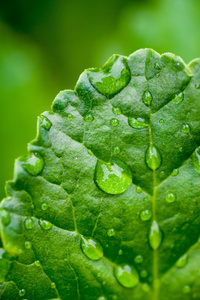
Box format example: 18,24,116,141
24,217,34,229
81,237,103,261
112,107,121,115
181,124,190,133
171,169,179,176
39,115,52,131
34,260,40,267
41,203,48,211
39,219,53,230
165,192,176,203
110,118,119,127
114,264,139,288
0,209,10,226
176,254,188,268
19,289,26,297
134,255,143,263
95,159,132,194
24,241,32,250
149,221,162,250
146,144,161,170
107,229,116,237
113,146,121,154
128,117,148,129
173,93,184,104
51,282,56,289
66,113,74,120
22,153,44,176
84,113,94,122
192,147,200,174
140,210,152,221
143,91,152,106
183,285,191,294
136,186,142,193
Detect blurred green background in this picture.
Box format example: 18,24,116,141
0,0,200,199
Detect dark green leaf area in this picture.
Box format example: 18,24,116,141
1,49,200,300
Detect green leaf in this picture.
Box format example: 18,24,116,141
1,48,200,300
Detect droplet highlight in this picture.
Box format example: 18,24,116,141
51,282,56,289
39,219,53,230
136,186,142,193
171,169,179,176
173,93,184,104
110,118,119,127
183,285,191,294
39,115,52,131
41,203,48,211
22,152,44,176
140,270,148,278
95,159,132,194
143,91,152,106
146,144,161,170
112,107,121,115
165,192,176,203
149,221,162,250
19,289,26,297
114,264,139,288
134,255,143,264
24,217,34,229
128,117,148,129
176,254,188,268
140,210,152,221
181,124,190,133
84,113,94,122
113,146,121,154
66,113,74,120
0,209,10,226
107,229,116,237
24,241,32,249
81,237,103,261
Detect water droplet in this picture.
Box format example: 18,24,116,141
192,147,200,173
110,118,119,127
159,171,165,179
51,282,56,289
128,117,148,129
113,146,121,154
107,229,116,237
134,255,143,263
19,289,26,297
114,264,139,288
146,144,161,170
183,285,191,294
142,283,150,292
41,203,48,211
0,209,10,226
159,119,164,124
165,192,176,203
179,146,183,152
22,152,44,176
149,221,162,250
181,124,190,133
195,83,200,89
140,210,152,221
140,270,148,278
24,241,31,249
176,254,188,268
97,296,107,300
175,61,184,71
87,150,93,156
84,113,94,122
34,260,40,266
171,169,179,176
81,237,103,261
143,91,152,106
39,219,53,230
136,186,142,193
154,62,161,70
173,93,184,104
66,113,74,120
95,159,132,194
24,217,34,229
118,249,123,255
112,107,121,115
39,115,52,131
53,91,68,111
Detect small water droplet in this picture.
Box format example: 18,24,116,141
66,113,74,120
53,91,68,111
41,203,48,211
154,62,161,70
134,255,143,264
140,210,152,221
95,159,132,194
31,204,34,210
175,61,184,70
159,171,165,179
171,169,179,176
110,118,119,127
112,107,121,115
165,192,176,203
128,117,148,129
136,186,142,193
142,283,150,292
19,289,26,297
97,296,107,300
118,249,123,255
39,219,53,230
146,144,161,170
176,254,188,268
140,270,148,278
181,124,190,133
107,228,116,237
22,153,44,176
81,237,103,261
195,83,200,89
179,146,183,152
0,209,10,226
149,221,162,250
39,115,52,131
159,119,164,124
183,285,191,294
24,217,34,229
192,147,200,173
84,113,94,122
143,91,152,106
34,260,40,266
51,282,56,289
173,93,184,104
114,264,139,288
113,146,121,154
24,241,31,249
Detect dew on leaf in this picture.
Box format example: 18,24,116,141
95,159,132,194
24,217,34,229
171,169,179,176
159,171,165,179
39,219,53,230
51,282,56,289
192,147,200,173
81,237,103,261
176,254,188,268
113,146,121,154
110,118,119,127
34,260,40,266
195,83,200,89
165,192,176,203
146,144,161,170
136,186,142,193
41,203,48,211
181,124,190,133
183,285,191,294
97,296,107,300
173,92,184,104
143,91,152,106
0,209,10,226
118,249,123,255
22,152,44,176
107,228,116,237
84,113,94,122
19,289,26,297
159,119,164,124
112,107,121,115
134,255,143,263
66,113,74,120
114,264,139,288
24,241,31,249
140,270,148,278
39,115,52,131
52,91,68,111
128,117,148,129
140,210,152,221
149,221,162,250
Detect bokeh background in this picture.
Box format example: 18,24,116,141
0,0,200,199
